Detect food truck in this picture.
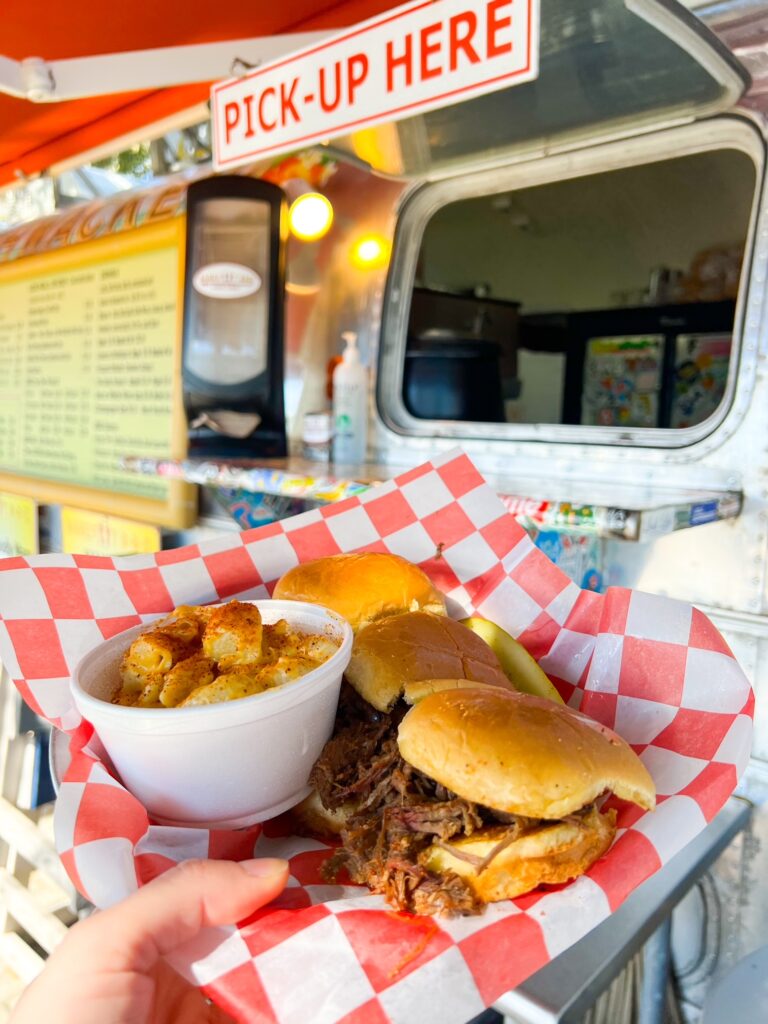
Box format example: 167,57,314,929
0,0,767,1020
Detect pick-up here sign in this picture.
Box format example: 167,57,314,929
212,0,540,170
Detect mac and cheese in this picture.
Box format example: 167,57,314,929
114,600,340,708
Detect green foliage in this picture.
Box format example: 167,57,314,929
93,144,151,180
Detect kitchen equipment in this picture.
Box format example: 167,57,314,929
182,175,288,457
403,336,505,422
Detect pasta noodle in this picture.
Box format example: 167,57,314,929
115,600,340,709
202,601,264,668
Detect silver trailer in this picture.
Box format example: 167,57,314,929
269,2,768,1017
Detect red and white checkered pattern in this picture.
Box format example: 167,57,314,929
0,450,754,1023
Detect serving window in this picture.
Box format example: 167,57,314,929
378,124,760,446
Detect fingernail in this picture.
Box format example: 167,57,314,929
239,858,289,879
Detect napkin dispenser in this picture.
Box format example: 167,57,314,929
182,175,288,457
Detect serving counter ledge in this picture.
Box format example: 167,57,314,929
494,797,752,1024
120,455,742,542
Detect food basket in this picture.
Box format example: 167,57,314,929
0,450,753,1024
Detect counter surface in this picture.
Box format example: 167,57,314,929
495,797,751,1023
120,454,743,541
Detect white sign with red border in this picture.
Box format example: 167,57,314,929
212,0,540,170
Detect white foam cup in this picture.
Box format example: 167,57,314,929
70,601,353,828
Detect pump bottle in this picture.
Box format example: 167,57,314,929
332,332,368,464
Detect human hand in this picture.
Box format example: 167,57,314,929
11,857,289,1024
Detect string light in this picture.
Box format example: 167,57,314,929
288,192,333,241
350,233,391,269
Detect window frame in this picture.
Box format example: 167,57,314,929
376,115,764,450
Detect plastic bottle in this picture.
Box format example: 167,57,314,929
332,331,368,464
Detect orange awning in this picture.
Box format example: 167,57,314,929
1,0,396,189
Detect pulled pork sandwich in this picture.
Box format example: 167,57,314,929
308,687,656,916
294,607,515,837
273,552,446,631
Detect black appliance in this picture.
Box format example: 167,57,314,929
403,336,505,422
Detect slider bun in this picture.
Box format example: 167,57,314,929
423,807,616,903
273,553,445,632
347,612,513,712
403,677,501,704
291,790,353,836
397,688,656,819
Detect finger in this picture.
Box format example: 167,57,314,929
68,858,289,973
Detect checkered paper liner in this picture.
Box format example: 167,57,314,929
0,450,754,1024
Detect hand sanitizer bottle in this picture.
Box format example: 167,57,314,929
332,332,368,464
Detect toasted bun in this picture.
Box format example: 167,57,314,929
422,807,617,903
346,612,513,712
273,553,446,631
292,790,352,836
402,677,501,704
397,688,656,818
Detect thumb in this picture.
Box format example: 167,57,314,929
69,858,289,972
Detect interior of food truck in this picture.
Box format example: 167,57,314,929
379,133,761,446
404,148,754,429
1,1,768,1023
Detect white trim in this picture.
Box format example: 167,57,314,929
0,34,331,103
0,56,23,97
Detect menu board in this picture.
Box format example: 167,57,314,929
0,219,194,527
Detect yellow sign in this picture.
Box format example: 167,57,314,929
0,218,194,528
0,182,187,264
61,507,161,556
0,492,38,557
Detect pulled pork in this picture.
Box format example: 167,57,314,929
312,685,538,916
